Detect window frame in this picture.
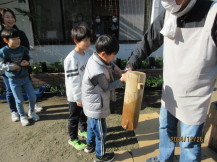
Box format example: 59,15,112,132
29,0,149,45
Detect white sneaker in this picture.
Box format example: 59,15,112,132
20,116,30,126
28,112,40,121
34,104,43,112
11,112,19,122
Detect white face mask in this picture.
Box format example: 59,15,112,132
112,18,118,23
96,18,101,23
161,0,182,14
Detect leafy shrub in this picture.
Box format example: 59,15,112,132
49,61,64,73
140,57,163,69
46,84,66,95
32,63,43,74
141,59,150,69
121,59,127,69
149,57,155,67
155,57,163,69
145,75,163,88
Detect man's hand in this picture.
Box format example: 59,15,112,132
20,60,30,66
76,102,82,107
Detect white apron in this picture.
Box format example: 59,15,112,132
161,2,217,125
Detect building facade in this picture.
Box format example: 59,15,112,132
0,0,163,63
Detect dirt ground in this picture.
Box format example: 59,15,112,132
0,89,162,162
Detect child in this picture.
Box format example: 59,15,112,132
64,26,91,150
0,8,43,119
82,35,126,162
0,27,39,126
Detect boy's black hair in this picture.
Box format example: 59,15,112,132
1,27,19,40
95,35,119,55
71,25,91,42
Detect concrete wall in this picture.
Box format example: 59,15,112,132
30,44,163,63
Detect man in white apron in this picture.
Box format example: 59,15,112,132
125,0,217,161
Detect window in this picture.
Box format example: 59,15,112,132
29,0,92,45
29,0,151,45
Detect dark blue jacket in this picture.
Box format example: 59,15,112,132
0,45,30,78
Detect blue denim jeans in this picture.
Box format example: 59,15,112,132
2,76,17,113
158,106,204,162
8,77,36,117
86,118,107,157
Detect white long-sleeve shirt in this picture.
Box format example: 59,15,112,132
64,50,91,102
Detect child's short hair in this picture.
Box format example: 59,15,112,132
1,27,19,40
95,35,119,55
71,26,91,42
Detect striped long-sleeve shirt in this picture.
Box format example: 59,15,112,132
64,50,91,102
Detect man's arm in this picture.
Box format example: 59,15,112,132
126,10,166,70
211,13,217,47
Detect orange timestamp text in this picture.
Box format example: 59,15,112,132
170,136,204,143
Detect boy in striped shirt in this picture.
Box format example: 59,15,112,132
64,26,91,150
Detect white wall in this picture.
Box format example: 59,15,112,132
30,44,163,63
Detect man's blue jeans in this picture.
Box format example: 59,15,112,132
2,76,17,113
158,106,203,162
86,117,107,157
8,77,36,117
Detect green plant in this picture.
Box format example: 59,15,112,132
145,75,163,88
49,85,59,93
49,61,64,73
32,63,43,74
155,57,163,69
121,59,127,69
141,59,150,69
149,57,155,67
47,84,66,95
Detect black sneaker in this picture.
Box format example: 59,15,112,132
84,144,94,153
94,152,115,162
